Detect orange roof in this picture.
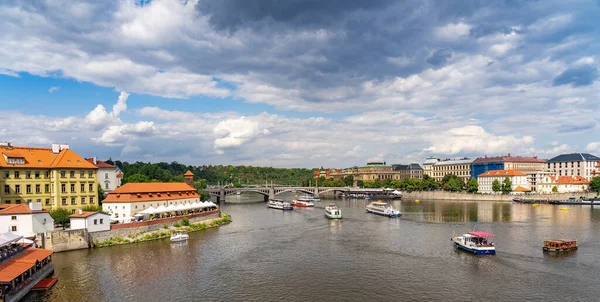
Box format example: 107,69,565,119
514,186,531,192
102,182,198,203
0,146,95,169
0,204,49,215
85,158,116,169
478,169,527,177
548,176,589,185
0,248,53,283
184,170,194,176
69,211,106,218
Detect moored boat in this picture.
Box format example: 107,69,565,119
543,239,577,252
268,199,293,210
325,204,342,219
300,195,320,202
170,231,189,242
291,199,315,208
451,232,496,255
366,201,402,217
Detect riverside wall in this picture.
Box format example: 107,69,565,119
400,191,596,201
44,229,90,252
90,212,219,244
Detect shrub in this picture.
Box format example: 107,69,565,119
182,217,190,226
173,222,181,228
163,223,168,229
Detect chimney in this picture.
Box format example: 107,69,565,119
93,156,97,165
79,209,83,215
29,202,42,211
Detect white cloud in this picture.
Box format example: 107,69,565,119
423,126,534,155
0,68,19,77
586,142,600,153
213,117,265,151
112,91,129,116
435,21,471,41
48,86,59,93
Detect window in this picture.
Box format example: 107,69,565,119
105,173,108,179
61,184,66,193
105,183,109,189
25,171,31,179
26,184,31,194
71,197,76,205
45,199,50,205
81,197,86,204
3,171,8,178
45,184,50,193
71,184,75,192
35,171,40,179
60,171,66,178
100,219,104,224
88,171,93,178
5,200,10,204
70,171,75,178
80,171,85,178
94,219,98,225
71,209,76,214
11,226,17,232
11,216,16,221
45,171,50,178
4,185,9,194
35,184,40,193
15,185,20,193
89,184,93,192
36,199,41,203
14,171,20,178
81,184,85,192
61,198,67,205
90,197,95,204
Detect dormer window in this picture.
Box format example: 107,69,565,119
6,157,25,165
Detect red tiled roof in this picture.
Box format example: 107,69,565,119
473,155,545,164
0,204,49,215
548,176,589,185
49,149,97,169
0,248,53,283
478,169,528,177
184,170,194,176
69,211,105,218
514,186,531,192
102,182,198,203
85,158,116,169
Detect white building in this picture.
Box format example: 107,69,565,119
477,170,529,194
69,211,111,232
546,153,600,180
85,158,123,193
0,203,54,237
431,158,474,183
537,175,589,194
101,182,200,223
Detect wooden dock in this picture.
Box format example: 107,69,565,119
32,277,58,290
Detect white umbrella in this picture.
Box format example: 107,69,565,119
206,201,217,207
166,204,177,212
140,206,156,214
182,203,193,210
175,204,186,211
155,205,168,213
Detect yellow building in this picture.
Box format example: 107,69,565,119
0,143,98,213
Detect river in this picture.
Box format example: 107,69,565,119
25,193,600,301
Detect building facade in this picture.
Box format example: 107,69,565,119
391,164,423,180
546,153,600,180
85,158,122,193
537,175,589,194
329,161,423,186
0,143,98,213
471,154,546,177
422,157,438,178
431,158,474,183
0,203,54,237
476,170,529,194
69,211,111,232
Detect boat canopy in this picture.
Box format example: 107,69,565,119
0,232,24,247
468,231,495,237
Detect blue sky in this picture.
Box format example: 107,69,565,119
0,0,599,168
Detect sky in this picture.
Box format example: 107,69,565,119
0,0,599,168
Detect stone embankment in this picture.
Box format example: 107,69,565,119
401,191,596,202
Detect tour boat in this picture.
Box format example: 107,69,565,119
170,231,189,242
325,204,342,219
268,199,293,210
543,239,578,252
300,195,320,202
451,232,496,255
291,199,315,208
365,201,402,217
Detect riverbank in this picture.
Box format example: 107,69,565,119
401,191,596,201
93,213,231,248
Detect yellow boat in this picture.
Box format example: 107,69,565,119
415,199,420,203
560,207,569,211
532,204,539,207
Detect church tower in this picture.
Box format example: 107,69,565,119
184,170,194,186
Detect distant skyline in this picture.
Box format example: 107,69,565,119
1,0,599,168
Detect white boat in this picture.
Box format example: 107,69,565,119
366,201,402,217
325,204,342,219
291,199,315,208
451,232,496,255
268,199,293,210
236,192,241,196
170,231,189,242
300,195,320,202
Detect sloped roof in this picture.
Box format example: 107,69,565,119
548,176,589,185
184,170,194,176
0,204,49,215
50,149,97,169
0,247,53,282
473,155,545,164
0,146,95,169
547,153,600,163
478,169,527,177
85,158,116,169
433,158,473,166
103,182,199,203
514,186,531,192
69,211,108,218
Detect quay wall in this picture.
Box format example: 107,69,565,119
400,191,596,202
44,229,90,252
90,212,219,244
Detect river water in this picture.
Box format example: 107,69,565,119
26,193,600,301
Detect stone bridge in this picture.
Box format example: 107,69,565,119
205,186,350,203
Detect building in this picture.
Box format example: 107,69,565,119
85,158,123,193
0,143,98,213
431,158,474,183
0,203,54,237
477,170,529,194
528,171,557,192
391,164,423,180
537,175,589,194
546,153,600,180
69,211,111,232
471,154,546,176
102,177,200,223
422,157,439,178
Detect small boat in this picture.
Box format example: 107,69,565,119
366,201,402,217
236,192,241,196
451,232,496,255
291,199,315,208
300,195,320,202
170,231,189,242
543,239,578,252
268,199,293,210
325,204,342,219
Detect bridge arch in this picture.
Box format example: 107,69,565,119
274,188,316,196
225,190,270,196
317,188,349,196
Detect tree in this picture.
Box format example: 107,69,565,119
357,180,365,188
81,205,108,214
467,178,478,193
97,184,105,205
501,177,513,194
492,179,501,192
590,176,600,194
447,178,463,192
552,186,558,193
50,208,71,229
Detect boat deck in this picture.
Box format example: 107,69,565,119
32,277,58,290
